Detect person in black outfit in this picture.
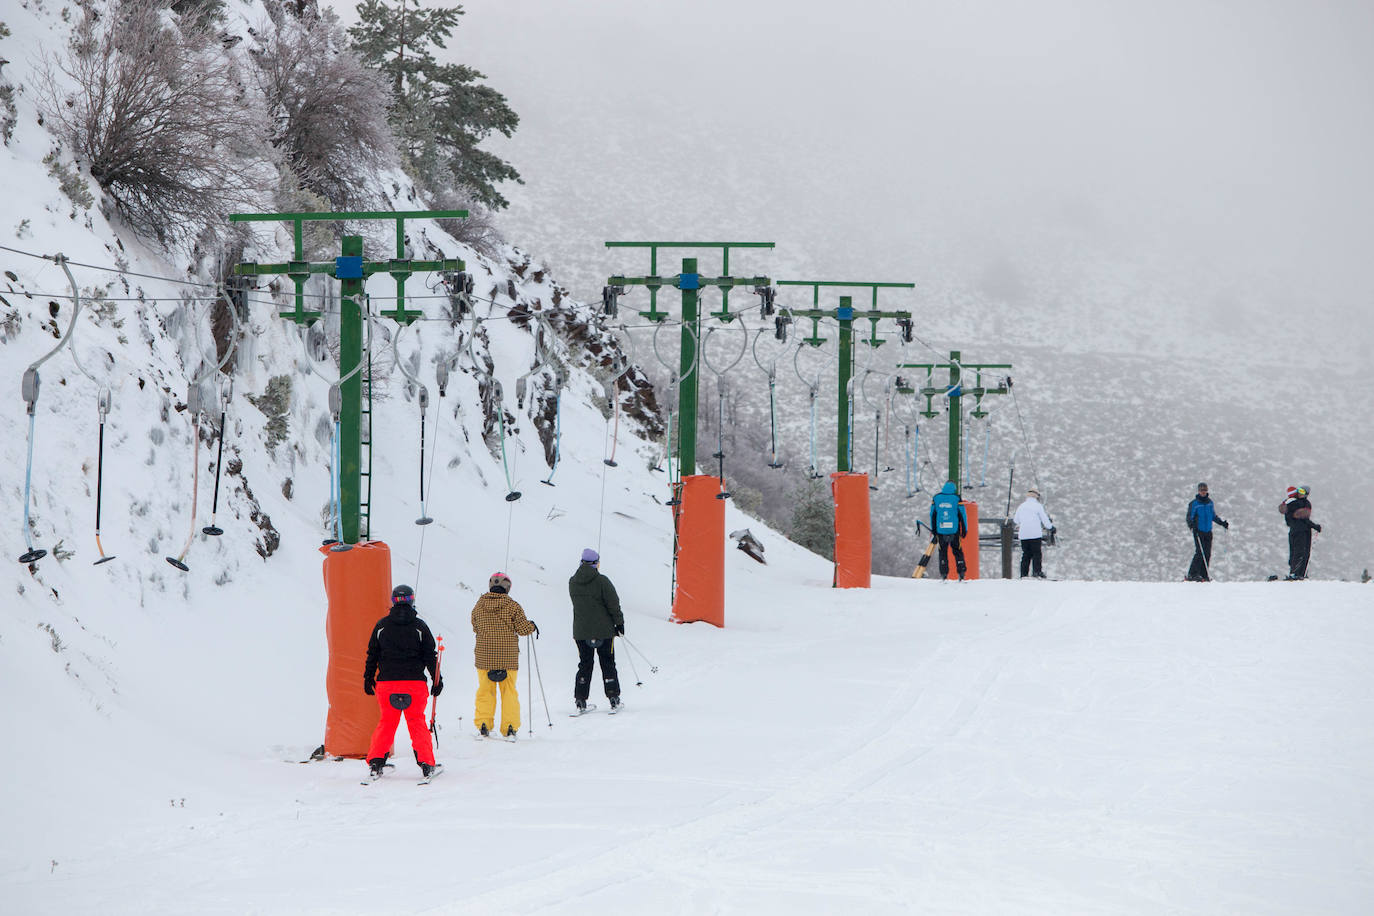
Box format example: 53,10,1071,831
1283,486,1321,579
363,584,442,779
569,548,625,712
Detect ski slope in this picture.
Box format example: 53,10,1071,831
4,458,1371,915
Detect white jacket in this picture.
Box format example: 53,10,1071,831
1013,497,1054,539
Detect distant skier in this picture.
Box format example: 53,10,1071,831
569,548,625,713
928,481,968,581
1185,482,1229,581
363,584,442,780
471,572,539,738
1283,486,1321,580
1013,488,1055,579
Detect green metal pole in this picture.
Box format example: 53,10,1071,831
340,235,364,543
678,257,699,475
948,349,962,494
837,296,854,473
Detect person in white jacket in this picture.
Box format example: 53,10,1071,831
1012,489,1055,578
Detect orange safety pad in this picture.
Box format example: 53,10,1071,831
320,540,392,758
670,475,726,627
831,472,872,588
943,500,980,580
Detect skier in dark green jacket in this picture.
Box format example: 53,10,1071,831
569,548,625,713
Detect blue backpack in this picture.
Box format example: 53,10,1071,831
933,493,961,535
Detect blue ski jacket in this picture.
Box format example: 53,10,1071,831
929,482,967,537
1187,495,1226,533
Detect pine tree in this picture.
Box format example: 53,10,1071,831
349,0,521,208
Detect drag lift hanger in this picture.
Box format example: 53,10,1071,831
165,291,243,571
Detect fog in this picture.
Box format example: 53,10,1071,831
445,0,1372,359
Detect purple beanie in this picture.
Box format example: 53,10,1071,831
581,548,599,563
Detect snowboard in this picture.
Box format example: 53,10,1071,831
912,538,937,579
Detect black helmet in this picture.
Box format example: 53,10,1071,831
391,584,415,605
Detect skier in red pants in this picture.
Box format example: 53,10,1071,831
363,585,443,780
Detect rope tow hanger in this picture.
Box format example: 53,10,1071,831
17,253,129,565
62,263,131,564
792,331,838,480
751,303,792,470
601,321,635,468
200,377,233,538
652,317,700,497
165,289,243,571
700,311,749,499
392,321,435,525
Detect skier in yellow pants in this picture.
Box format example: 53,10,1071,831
470,572,538,739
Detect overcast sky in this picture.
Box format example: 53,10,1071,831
412,0,1372,352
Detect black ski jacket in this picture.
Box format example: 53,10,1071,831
364,603,438,683
569,563,623,640
1284,497,1317,532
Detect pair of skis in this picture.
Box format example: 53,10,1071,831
361,762,444,786
568,701,623,717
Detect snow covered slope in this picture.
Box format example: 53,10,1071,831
4,504,1372,913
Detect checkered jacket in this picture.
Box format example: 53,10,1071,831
470,592,536,670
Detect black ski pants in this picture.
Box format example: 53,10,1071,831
1020,538,1045,578
574,638,621,702
1188,530,1213,581
936,533,966,580
1288,528,1312,579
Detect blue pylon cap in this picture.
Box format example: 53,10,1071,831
335,256,364,279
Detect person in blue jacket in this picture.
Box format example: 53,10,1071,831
928,481,968,580
1186,482,1229,581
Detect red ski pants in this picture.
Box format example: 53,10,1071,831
366,680,435,765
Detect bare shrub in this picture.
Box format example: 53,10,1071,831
431,188,503,257
39,0,269,245
251,10,396,208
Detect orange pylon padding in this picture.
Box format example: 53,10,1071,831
670,475,725,627
942,500,980,580
831,472,872,588
320,540,392,758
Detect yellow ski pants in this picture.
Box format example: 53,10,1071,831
474,667,521,735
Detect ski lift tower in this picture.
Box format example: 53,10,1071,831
230,209,466,761
775,281,914,588
604,242,773,628
897,350,1011,580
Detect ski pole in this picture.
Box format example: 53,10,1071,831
621,636,659,674
620,638,643,687
1193,529,1212,581
429,636,445,745
527,635,552,728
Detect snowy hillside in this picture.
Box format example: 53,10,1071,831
453,1,1374,582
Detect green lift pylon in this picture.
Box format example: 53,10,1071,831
775,281,914,473
605,242,772,476
230,209,466,545
897,350,1011,495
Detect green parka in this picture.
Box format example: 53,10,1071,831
569,563,623,639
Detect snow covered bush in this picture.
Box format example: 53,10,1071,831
250,9,396,208
38,0,267,245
